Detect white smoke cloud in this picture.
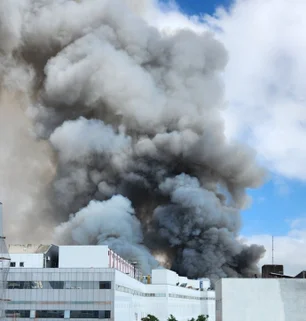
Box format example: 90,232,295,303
50,117,131,164
0,0,25,54
54,195,158,273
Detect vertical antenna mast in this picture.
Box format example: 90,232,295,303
272,236,274,265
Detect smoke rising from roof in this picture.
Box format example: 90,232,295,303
0,0,265,280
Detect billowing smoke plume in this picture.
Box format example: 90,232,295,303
0,0,266,280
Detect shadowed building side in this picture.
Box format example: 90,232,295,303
262,265,284,278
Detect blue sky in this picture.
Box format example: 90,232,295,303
173,0,231,15
243,179,306,236
168,0,306,271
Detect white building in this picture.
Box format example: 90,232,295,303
215,278,306,321
6,244,215,321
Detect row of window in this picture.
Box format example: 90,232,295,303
6,310,111,319
115,285,214,300
7,281,111,290
10,262,24,267
116,285,166,297
169,293,215,300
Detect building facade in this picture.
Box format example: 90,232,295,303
6,245,215,321
215,278,306,321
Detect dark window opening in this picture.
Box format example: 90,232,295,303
49,281,64,289
70,310,111,319
10,262,16,267
7,280,97,289
99,310,111,318
36,310,64,318
19,262,24,267
6,310,30,318
99,281,111,289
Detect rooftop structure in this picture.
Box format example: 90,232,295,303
9,244,140,279
262,264,306,279
8,244,58,269
262,264,284,278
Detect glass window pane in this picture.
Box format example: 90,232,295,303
6,310,30,318
70,310,99,318
36,310,64,318
99,281,111,289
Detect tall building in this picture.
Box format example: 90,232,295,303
6,244,216,321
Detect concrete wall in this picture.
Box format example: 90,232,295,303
198,278,211,290
59,245,109,268
114,269,147,321
9,245,59,268
216,278,306,321
152,269,178,285
10,253,44,268
151,269,204,290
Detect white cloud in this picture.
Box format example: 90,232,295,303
147,0,306,181
209,0,306,181
243,217,306,276
272,175,291,196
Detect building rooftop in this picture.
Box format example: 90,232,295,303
8,244,55,254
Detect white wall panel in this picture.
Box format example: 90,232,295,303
59,246,109,268
216,279,306,321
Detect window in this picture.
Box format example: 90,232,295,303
99,310,111,318
10,262,16,267
70,310,111,319
49,281,64,289
99,281,111,289
70,310,99,319
36,310,64,318
7,281,97,289
19,262,24,267
6,310,30,318
64,281,94,289
7,281,40,289
7,282,21,289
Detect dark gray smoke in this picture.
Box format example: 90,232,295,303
0,0,265,280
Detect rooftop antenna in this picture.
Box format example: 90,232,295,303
272,236,274,265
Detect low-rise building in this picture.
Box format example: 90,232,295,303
6,244,215,321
